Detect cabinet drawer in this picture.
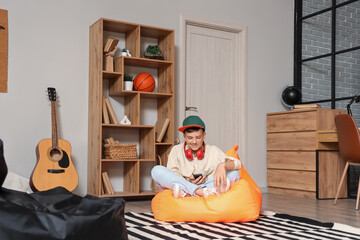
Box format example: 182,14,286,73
268,187,316,198
267,169,316,191
267,151,316,171
267,131,316,151
267,111,317,132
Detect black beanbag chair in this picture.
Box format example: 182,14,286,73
0,140,128,239
0,187,128,239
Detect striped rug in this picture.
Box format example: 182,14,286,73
125,211,360,240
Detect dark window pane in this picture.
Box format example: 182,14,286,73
302,57,332,101
303,0,332,16
335,49,360,98
336,1,360,51
302,11,332,59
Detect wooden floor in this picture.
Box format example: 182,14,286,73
125,192,360,228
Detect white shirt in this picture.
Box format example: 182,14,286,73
166,143,241,179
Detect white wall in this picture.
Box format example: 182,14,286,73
0,0,294,195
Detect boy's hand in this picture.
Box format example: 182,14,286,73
189,175,206,185
214,162,227,192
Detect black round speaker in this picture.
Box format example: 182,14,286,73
281,86,302,106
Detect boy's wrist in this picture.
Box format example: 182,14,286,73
218,162,226,168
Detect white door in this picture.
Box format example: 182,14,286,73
182,15,247,165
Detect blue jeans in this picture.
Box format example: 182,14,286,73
151,165,240,196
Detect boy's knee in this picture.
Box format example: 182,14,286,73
227,170,240,182
151,165,165,178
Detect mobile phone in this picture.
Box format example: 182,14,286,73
193,173,202,179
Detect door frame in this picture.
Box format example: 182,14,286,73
179,14,248,166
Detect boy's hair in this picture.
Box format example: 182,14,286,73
184,127,205,133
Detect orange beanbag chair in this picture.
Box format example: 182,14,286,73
151,145,262,222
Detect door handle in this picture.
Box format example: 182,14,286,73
185,106,198,111
174,139,180,145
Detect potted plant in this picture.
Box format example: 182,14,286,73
121,48,131,57
124,74,133,91
144,45,164,60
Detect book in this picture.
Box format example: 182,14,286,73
102,97,110,124
101,172,114,195
155,118,170,143
104,98,119,124
103,38,112,52
103,38,119,52
101,172,110,194
101,180,104,195
294,104,321,109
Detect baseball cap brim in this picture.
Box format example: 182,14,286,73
178,125,204,132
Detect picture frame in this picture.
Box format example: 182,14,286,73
0,9,8,93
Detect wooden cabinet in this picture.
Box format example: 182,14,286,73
267,109,347,199
88,18,174,197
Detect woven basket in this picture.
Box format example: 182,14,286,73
104,143,137,159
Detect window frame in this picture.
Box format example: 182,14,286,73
294,0,360,108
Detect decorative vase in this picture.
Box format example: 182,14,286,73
124,81,133,91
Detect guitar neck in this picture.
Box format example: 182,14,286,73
51,101,58,149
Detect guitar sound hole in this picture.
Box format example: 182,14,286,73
50,148,62,161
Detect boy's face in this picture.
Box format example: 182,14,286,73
183,129,206,152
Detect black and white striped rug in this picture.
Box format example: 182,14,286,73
125,211,360,239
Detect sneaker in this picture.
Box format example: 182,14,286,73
172,184,186,198
203,178,231,197
203,186,219,198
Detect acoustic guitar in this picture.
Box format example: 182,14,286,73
30,88,78,192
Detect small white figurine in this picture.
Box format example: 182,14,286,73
120,115,131,125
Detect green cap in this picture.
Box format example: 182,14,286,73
178,115,206,132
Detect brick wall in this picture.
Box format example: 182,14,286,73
301,0,360,123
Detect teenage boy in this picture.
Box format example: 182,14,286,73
151,115,241,198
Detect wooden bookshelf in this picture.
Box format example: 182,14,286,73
88,18,174,197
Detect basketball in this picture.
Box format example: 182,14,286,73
133,73,155,92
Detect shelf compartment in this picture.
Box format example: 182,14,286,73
103,18,138,33
140,161,156,194
110,56,173,96
102,126,155,160
140,25,174,38
156,144,173,167
101,92,140,125
103,19,140,58
123,161,140,194
140,26,174,62
124,93,140,125
157,96,174,143
140,127,156,159
101,161,155,196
